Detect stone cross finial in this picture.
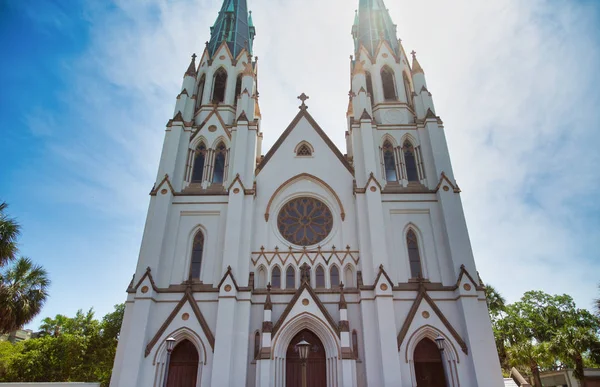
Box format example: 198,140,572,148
192,53,197,60
298,93,309,110
411,50,417,58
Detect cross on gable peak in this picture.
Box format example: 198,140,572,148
298,93,309,110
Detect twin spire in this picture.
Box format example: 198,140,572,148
207,0,256,59
352,0,399,57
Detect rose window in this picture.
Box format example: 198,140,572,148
277,197,333,246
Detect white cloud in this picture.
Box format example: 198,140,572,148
23,0,600,325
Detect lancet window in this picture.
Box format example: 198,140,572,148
366,71,375,106
190,230,204,280
381,66,397,101
382,140,398,182
196,74,206,111
271,266,281,289
212,142,227,184
286,267,296,289
330,266,340,287
212,68,227,103
191,142,207,183
234,74,243,107
403,140,419,182
407,229,423,279
254,332,260,359
403,73,413,107
316,266,325,288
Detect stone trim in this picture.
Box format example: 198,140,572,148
128,267,159,293
217,266,240,291
145,288,215,356
262,321,273,333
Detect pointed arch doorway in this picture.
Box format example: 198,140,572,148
286,329,326,387
166,339,199,387
414,338,446,387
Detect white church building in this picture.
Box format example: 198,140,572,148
110,0,504,386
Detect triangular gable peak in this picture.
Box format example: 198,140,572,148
190,108,231,142
456,264,484,291
145,287,215,355
396,282,468,354
272,280,340,338
434,172,461,193
373,39,401,63
196,47,211,75
150,174,175,196
256,109,354,175
208,41,235,65
217,265,241,291
127,266,159,293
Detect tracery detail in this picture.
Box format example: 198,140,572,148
277,197,333,246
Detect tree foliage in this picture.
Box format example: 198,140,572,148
487,287,600,385
0,203,50,334
0,304,125,387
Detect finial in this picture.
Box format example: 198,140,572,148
339,283,347,309
185,53,198,77
265,283,272,310
298,93,309,110
411,50,417,58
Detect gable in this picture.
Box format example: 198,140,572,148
256,109,353,176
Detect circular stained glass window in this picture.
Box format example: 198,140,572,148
277,197,333,246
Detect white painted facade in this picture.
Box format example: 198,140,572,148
110,1,504,386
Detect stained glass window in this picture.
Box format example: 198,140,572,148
403,141,419,182
286,266,296,289
277,197,333,246
191,142,207,183
190,230,204,280
296,144,312,156
330,266,340,287
271,267,281,289
212,68,227,103
407,229,423,278
383,140,397,182
381,66,397,101
212,142,227,184
316,266,325,288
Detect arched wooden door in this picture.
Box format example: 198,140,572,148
286,329,326,387
414,338,446,387
167,339,199,387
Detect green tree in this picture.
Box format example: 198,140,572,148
0,202,20,266
485,284,506,317
0,257,50,333
506,340,552,387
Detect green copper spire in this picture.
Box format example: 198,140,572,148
352,0,398,57
208,0,255,58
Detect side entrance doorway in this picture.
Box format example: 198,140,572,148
414,338,447,387
286,329,327,387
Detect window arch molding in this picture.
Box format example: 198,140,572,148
152,326,208,367
294,141,315,157
329,264,341,288
380,65,398,101
315,265,326,288
270,265,282,289
284,265,296,289
399,133,425,183
402,71,414,107
381,135,400,183
211,66,228,104
195,73,207,111
256,265,268,289
343,264,355,288
402,223,428,280
264,173,346,222
186,225,208,282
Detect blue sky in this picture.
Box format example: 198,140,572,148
1,0,599,329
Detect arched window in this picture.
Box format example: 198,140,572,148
315,266,325,288
403,73,413,107
271,267,281,289
352,330,359,359
296,143,312,157
190,230,204,280
234,74,243,106
407,229,423,279
166,340,199,387
381,66,397,101
257,267,267,289
191,142,207,183
403,140,419,182
196,74,206,110
344,266,354,288
286,266,296,289
212,142,227,184
383,140,398,182
330,266,340,288
254,331,261,359
212,68,227,103
365,71,375,106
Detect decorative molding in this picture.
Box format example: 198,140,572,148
128,267,159,293
271,281,340,338
150,174,175,196
396,282,468,354
190,107,231,142
251,246,359,268
456,264,484,291
434,172,461,194
262,321,273,333
339,321,350,332
264,173,346,222
217,266,240,291
255,109,354,175
144,287,215,356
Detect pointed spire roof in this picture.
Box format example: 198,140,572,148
352,0,399,57
185,53,197,77
208,0,255,59
411,50,424,74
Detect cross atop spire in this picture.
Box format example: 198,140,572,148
298,93,309,110
207,0,255,59
352,0,399,57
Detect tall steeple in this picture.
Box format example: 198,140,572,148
208,0,255,59
352,0,398,57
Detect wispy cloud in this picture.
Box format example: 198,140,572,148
8,0,600,326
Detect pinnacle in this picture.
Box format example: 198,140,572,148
185,53,197,77
360,109,372,121
411,50,424,74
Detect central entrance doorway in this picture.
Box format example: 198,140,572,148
286,329,326,387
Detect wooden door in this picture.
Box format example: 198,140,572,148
286,329,327,387
414,338,447,387
167,339,199,387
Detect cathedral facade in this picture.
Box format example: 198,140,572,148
110,0,504,386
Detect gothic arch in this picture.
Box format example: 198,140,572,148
402,223,428,279
284,264,296,289
270,264,282,289
211,66,228,104
404,325,460,387
190,135,209,151
264,173,345,222
343,264,355,288
381,65,398,101
184,225,209,282
380,133,398,148
272,312,341,360
294,141,315,157
329,264,341,288
152,327,208,387
196,73,206,111
315,264,326,288
210,136,229,149
256,265,267,289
